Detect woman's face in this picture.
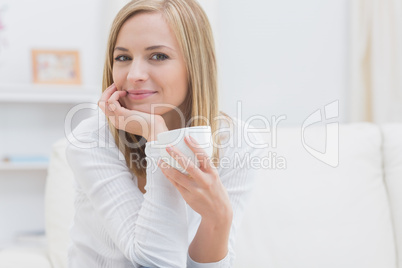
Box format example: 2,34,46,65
113,12,188,115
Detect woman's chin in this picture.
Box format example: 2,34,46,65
122,105,159,115
123,103,169,115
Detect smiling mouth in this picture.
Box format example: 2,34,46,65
125,91,157,100
125,90,157,95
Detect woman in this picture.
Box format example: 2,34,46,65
66,0,267,267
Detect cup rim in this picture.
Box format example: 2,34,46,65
157,125,211,140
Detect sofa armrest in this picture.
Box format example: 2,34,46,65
0,247,51,268
45,138,75,268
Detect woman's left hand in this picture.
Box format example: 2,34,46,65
157,136,233,224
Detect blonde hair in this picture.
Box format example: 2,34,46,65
101,0,232,178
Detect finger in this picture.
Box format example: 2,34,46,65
98,84,117,114
107,90,127,113
158,159,192,191
184,136,215,171
104,91,127,129
98,83,117,106
165,145,204,180
167,176,187,195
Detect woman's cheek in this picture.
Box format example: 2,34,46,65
112,68,121,88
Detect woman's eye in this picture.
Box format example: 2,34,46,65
151,53,169,61
114,54,169,62
114,55,130,62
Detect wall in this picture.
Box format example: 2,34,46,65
0,0,104,85
0,0,104,245
215,0,349,127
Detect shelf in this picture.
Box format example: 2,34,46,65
0,84,100,103
0,162,49,171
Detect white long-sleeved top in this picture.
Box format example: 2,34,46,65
65,109,267,268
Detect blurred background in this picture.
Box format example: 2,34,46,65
0,0,401,248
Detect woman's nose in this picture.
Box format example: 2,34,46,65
127,59,149,82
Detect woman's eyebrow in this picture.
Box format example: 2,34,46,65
145,45,174,51
114,45,174,52
114,47,129,52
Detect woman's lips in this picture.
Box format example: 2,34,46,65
126,91,157,100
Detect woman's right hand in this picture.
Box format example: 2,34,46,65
97,83,168,142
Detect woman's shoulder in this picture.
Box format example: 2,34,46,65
66,108,114,148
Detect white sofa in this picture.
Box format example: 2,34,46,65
0,122,401,268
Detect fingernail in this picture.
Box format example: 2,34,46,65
166,146,173,152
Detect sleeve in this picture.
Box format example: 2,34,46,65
186,131,269,267
65,131,189,268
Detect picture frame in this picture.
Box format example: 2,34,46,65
31,49,81,85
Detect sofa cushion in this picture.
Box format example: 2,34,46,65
234,122,396,268
381,123,402,268
45,139,75,268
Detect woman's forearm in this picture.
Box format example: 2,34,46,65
188,211,233,263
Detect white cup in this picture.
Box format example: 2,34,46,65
157,126,213,175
